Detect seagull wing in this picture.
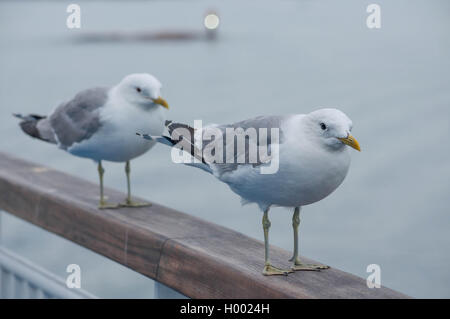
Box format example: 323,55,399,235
208,115,286,177
49,87,109,150
138,116,286,176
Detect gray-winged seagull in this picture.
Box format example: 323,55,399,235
138,108,360,275
15,73,169,209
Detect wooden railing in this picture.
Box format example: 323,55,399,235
0,152,408,298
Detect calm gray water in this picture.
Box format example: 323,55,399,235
1,0,449,298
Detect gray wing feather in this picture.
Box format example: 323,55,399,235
49,87,108,149
36,118,57,143
14,113,57,144
138,115,286,176
203,115,286,176
221,115,286,132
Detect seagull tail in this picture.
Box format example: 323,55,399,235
13,113,57,144
136,120,213,174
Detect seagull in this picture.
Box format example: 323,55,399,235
14,73,169,209
138,108,360,275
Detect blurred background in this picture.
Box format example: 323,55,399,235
0,0,449,298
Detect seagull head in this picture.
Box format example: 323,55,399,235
305,108,361,151
116,73,169,110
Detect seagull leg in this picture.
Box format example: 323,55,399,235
97,161,119,209
289,207,329,271
262,208,293,276
119,161,151,208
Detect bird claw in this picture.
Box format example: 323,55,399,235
262,264,293,276
291,263,330,271
118,200,152,208
289,257,329,271
98,202,121,210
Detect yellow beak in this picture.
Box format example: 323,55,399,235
338,134,361,151
152,96,169,109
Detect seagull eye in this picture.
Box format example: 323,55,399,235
136,87,141,93
320,123,327,130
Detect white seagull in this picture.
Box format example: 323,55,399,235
138,108,361,275
15,73,169,209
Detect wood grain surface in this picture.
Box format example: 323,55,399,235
0,152,409,298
